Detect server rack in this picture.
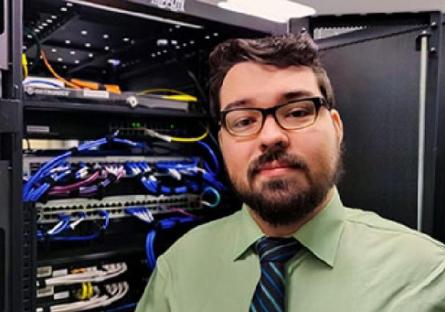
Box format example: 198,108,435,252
3,3,445,311
1,0,285,311
290,12,445,239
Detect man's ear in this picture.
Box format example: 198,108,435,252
330,109,343,145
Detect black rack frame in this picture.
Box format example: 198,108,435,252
3,3,445,312
1,0,25,310
1,1,284,311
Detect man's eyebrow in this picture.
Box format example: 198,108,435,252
282,90,317,101
221,100,249,112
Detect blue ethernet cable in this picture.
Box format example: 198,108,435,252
46,210,110,241
160,185,172,195
100,210,110,230
49,214,71,235
201,186,221,208
125,207,153,224
50,232,101,241
23,150,71,200
37,214,71,239
127,162,156,194
145,216,196,270
155,160,199,170
28,169,73,201
24,136,143,202
197,141,220,175
174,186,188,194
23,139,104,201
146,230,157,270
112,137,145,148
202,171,225,191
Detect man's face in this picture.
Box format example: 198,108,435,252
218,62,343,226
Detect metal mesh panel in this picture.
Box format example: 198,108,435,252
313,26,366,40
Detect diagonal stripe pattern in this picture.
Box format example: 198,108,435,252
250,237,301,312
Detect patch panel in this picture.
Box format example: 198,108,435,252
36,194,201,224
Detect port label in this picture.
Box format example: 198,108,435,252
151,0,185,12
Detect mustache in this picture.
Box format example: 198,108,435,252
247,148,308,180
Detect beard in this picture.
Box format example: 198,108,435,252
227,145,343,227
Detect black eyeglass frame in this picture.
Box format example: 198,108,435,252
219,97,328,137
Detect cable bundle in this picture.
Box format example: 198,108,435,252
49,281,129,312
78,165,125,198
125,158,224,199
48,169,101,196
125,207,154,223
45,263,127,286
127,159,197,195
23,135,144,202
37,210,109,241
27,133,225,249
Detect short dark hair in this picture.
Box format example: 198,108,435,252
208,33,334,118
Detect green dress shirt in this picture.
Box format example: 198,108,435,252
136,189,445,311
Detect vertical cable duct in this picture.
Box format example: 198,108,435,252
417,31,429,231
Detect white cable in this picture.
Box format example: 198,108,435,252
142,164,151,173
47,219,68,235
168,168,181,180
105,165,118,176
117,165,125,177
50,295,101,312
69,216,85,230
49,165,70,174
135,212,148,223
76,167,89,179
130,165,141,176
185,167,206,175
143,128,172,142
50,282,129,312
45,263,127,286
132,211,153,224
132,209,154,223
78,282,129,311
50,294,103,312
143,209,154,222
140,213,151,223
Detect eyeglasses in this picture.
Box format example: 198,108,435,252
219,97,327,137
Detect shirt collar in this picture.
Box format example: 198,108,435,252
232,205,264,261
231,188,345,268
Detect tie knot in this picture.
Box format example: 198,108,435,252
254,236,300,263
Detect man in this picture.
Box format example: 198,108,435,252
136,33,445,311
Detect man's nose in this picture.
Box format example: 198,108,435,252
258,115,290,152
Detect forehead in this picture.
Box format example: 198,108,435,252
219,62,320,110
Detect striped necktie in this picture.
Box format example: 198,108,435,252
250,236,301,312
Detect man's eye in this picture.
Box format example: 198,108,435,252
231,116,258,129
285,109,311,118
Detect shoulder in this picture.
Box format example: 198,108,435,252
341,208,445,305
342,207,445,269
344,207,443,246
